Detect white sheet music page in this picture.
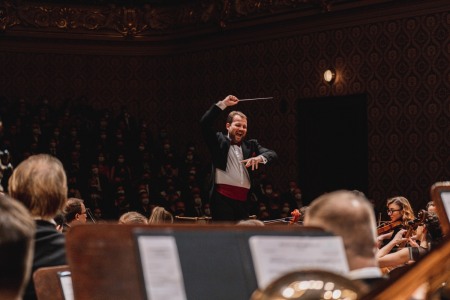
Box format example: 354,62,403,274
441,192,450,223
249,236,349,289
58,271,74,300
137,236,187,300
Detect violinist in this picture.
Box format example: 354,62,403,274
377,212,443,270
426,201,436,213
377,196,415,251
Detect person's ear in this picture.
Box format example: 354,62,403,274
226,122,231,130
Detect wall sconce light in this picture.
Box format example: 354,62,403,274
323,69,336,84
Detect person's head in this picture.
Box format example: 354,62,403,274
64,198,87,225
424,212,444,249
236,219,265,226
0,193,36,299
426,201,436,213
118,211,148,225
8,154,68,219
148,206,174,224
293,188,302,200
139,191,150,206
304,190,377,271
226,111,247,144
174,201,186,216
386,196,415,224
93,207,103,220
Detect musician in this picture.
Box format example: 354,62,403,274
377,212,443,270
426,201,436,213
62,198,88,232
377,196,416,249
8,154,67,300
304,190,386,289
200,95,278,221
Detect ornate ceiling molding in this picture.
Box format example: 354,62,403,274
0,0,391,40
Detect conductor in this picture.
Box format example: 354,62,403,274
200,95,278,221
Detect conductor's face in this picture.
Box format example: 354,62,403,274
227,115,247,144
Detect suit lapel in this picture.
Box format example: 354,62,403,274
242,141,251,159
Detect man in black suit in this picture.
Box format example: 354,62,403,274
200,95,277,221
304,190,388,290
9,154,68,300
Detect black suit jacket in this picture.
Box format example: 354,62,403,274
24,220,67,300
200,104,277,199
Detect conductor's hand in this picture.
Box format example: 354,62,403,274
242,156,264,171
222,95,239,107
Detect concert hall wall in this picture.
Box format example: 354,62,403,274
0,2,448,213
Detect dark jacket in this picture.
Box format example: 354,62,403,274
24,220,67,300
200,104,277,199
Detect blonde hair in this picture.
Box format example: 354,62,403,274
386,196,415,226
305,190,377,259
148,206,173,224
9,154,68,219
118,211,148,224
236,219,265,226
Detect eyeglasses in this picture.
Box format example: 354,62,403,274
387,209,402,214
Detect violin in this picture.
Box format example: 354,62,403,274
262,209,302,225
377,220,402,235
397,209,428,248
289,209,301,225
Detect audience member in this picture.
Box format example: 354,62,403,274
8,154,68,300
0,149,14,192
0,193,36,300
304,190,386,289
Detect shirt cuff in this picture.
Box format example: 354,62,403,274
259,155,267,164
216,101,227,110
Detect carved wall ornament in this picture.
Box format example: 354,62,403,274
0,0,354,38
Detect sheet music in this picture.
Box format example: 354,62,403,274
441,192,450,222
58,271,74,300
249,236,349,289
137,236,187,300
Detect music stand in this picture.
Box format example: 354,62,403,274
133,225,345,300
430,181,450,235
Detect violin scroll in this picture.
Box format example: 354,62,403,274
289,209,301,225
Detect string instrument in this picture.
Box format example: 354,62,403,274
289,209,301,225
380,210,429,275
377,220,403,235
262,209,302,225
397,209,428,249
